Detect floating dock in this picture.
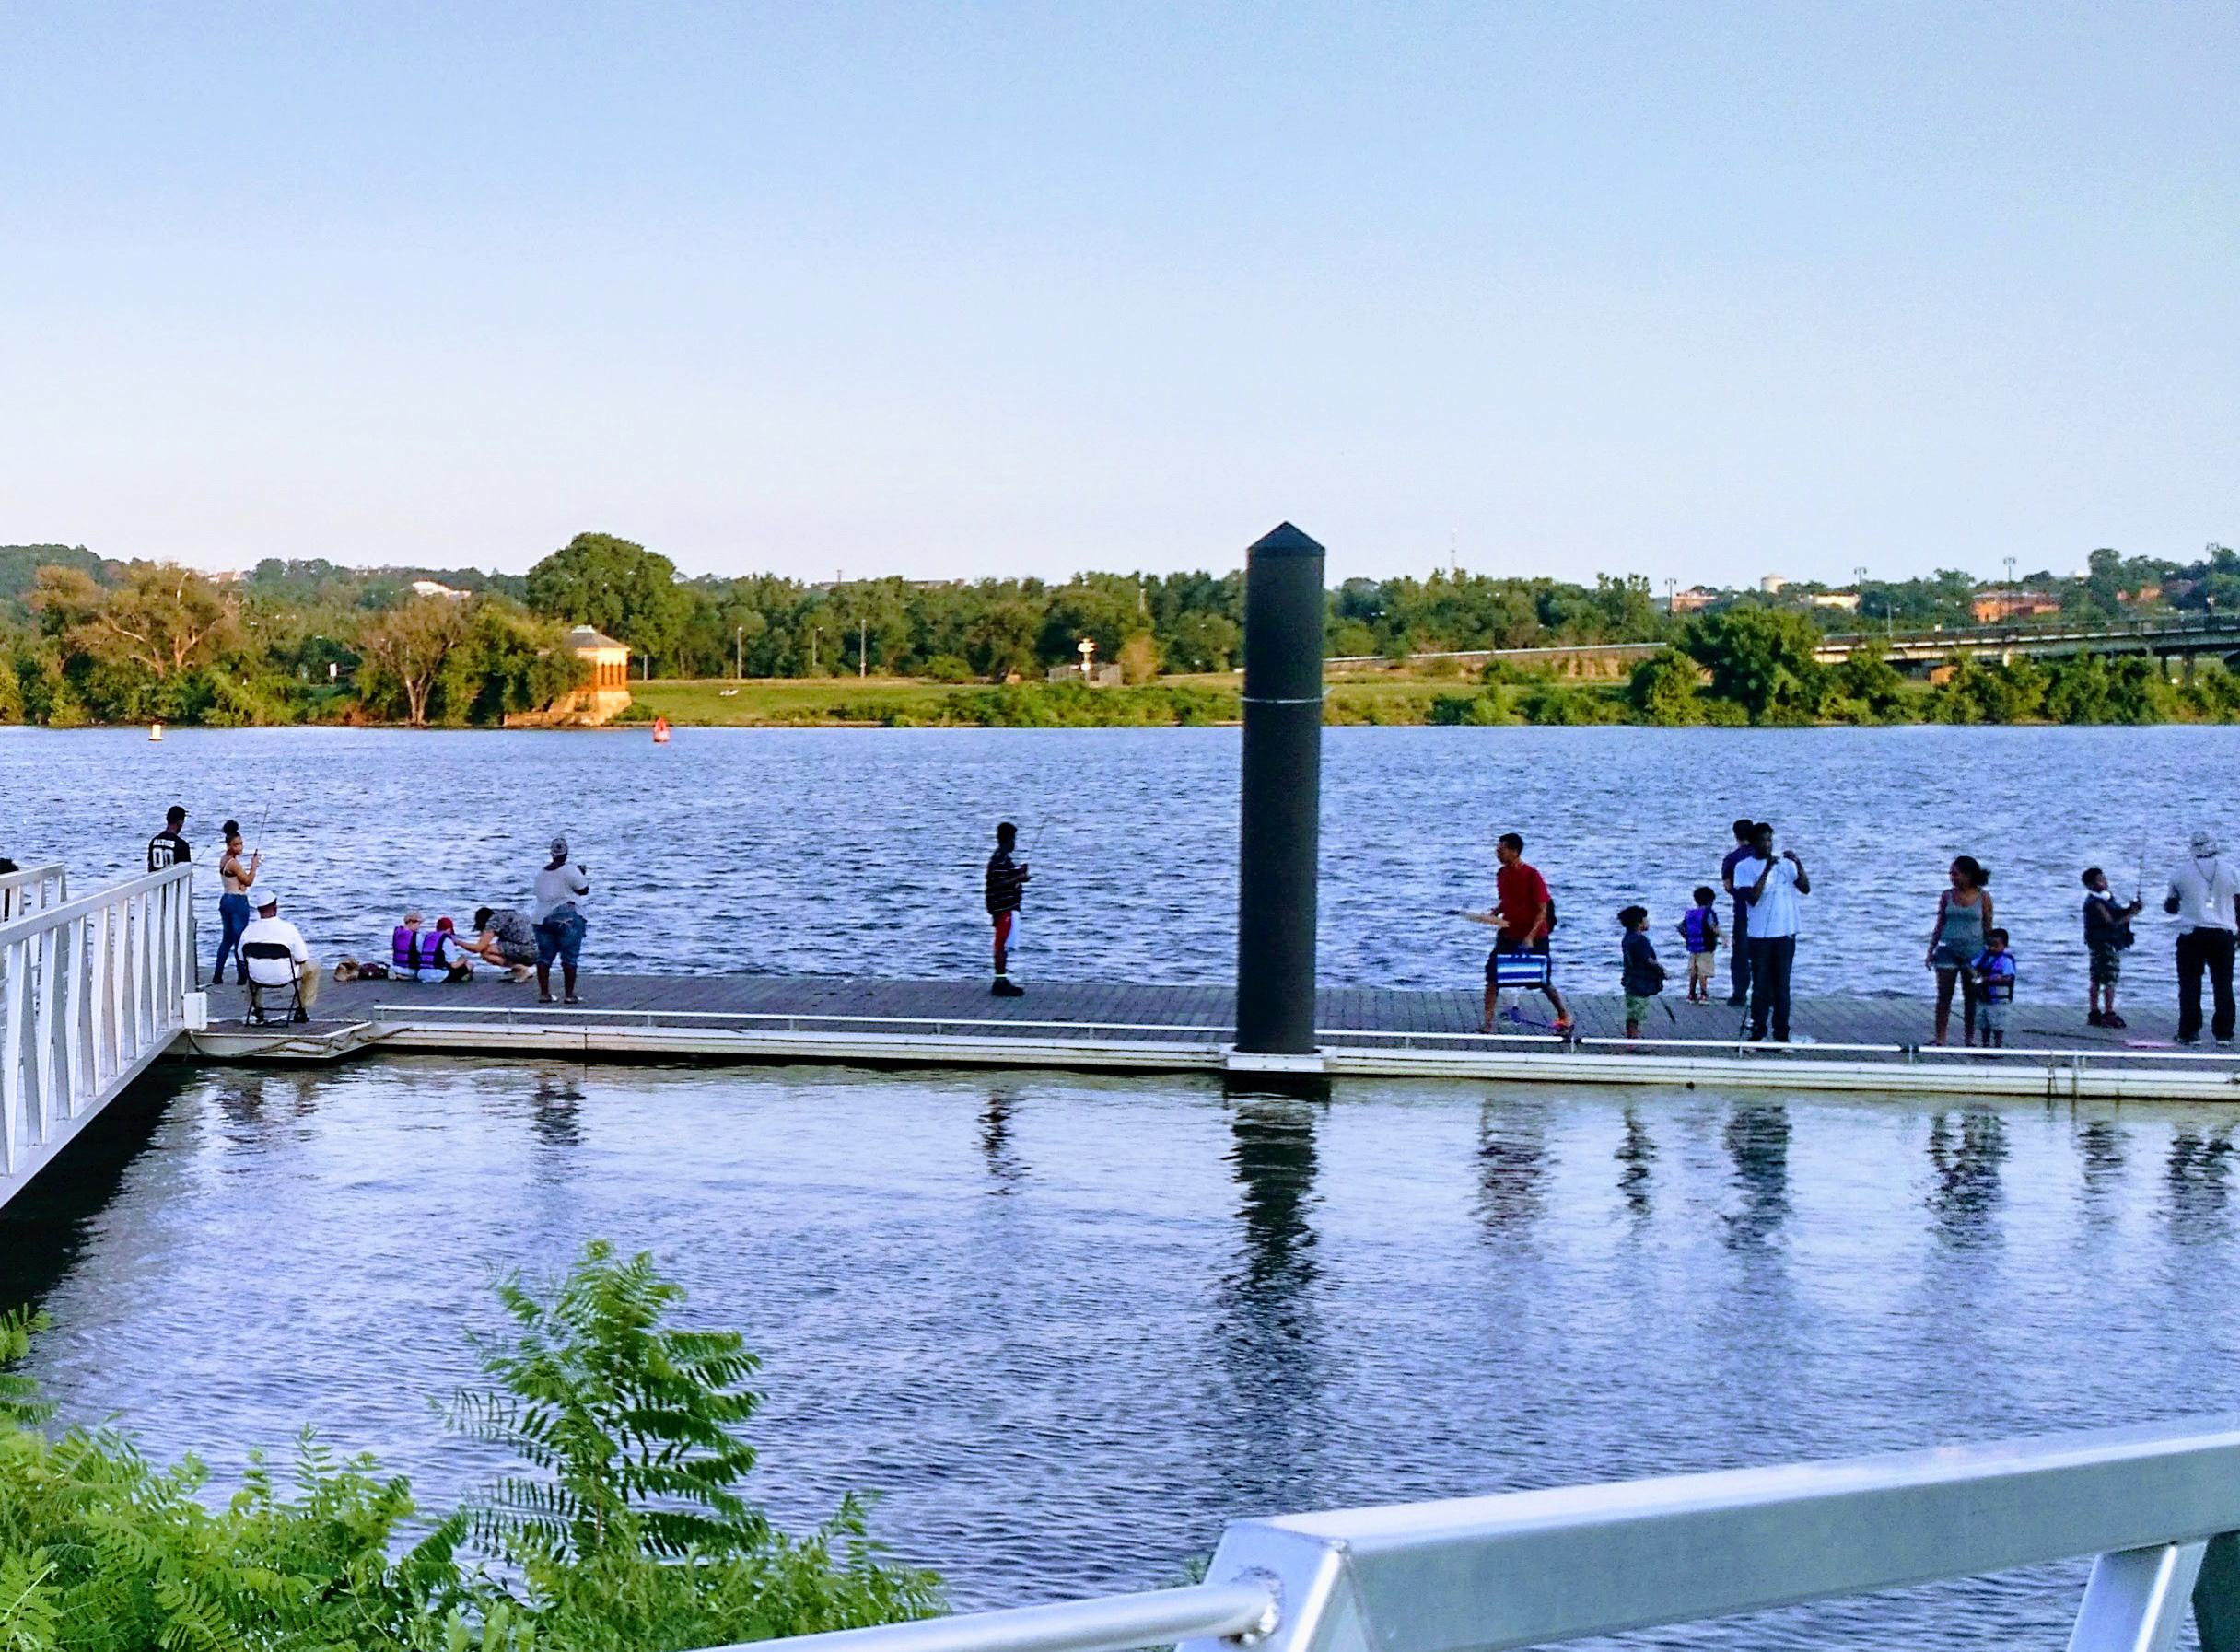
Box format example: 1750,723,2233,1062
184,974,2240,1101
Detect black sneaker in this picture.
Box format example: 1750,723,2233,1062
991,979,1025,997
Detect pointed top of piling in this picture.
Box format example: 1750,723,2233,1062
1248,521,1324,558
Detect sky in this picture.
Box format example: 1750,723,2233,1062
1,3,2233,587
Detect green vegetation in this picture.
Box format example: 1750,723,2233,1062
3,533,2237,727
0,1240,939,1652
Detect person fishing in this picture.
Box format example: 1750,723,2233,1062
212,820,261,985
2164,830,2240,1046
2081,866,2141,1029
1925,855,1994,1046
986,821,1030,997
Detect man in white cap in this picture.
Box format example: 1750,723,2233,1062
239,890,319,1023
532,835,591,1005
2164,830,2240,1045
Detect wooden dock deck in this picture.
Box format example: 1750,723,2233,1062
183,973,2240,1101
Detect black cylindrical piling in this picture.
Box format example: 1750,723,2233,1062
1235,521,1325,1056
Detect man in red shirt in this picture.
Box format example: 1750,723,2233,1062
1467,832,1573,1037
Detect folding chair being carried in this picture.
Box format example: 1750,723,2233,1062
242,941,308,1026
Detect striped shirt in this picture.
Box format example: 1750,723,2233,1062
985,849,1027,915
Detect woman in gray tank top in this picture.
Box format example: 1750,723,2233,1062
1925,855,1994,1045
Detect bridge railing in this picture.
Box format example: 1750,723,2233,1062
0,863,195,1205
723,1419,2240,1652
0,862,67,924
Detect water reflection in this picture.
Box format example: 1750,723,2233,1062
1476,1099,1546,1232
1616,1106,1655,1218
2075,1117,2128,1211
980,1086,1026,1190
529,1076,585,1153
1926,1111,2008,1244
1213,1096,1325,1509
1721,1102,1791,1249
0,1070,187,1310
2165,1127,2235,1242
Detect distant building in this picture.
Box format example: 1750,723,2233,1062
1760,575,1788,594
410,579,472,600
1810,592,1861,611
1971,591,2062,623
566,626,633,720
1670,587,1715,613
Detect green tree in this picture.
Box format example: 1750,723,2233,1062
1625,647,1707,725
356,595,472,726
1679,606,1826,723
526,533,692,669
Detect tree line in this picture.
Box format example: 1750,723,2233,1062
0,534,2232,727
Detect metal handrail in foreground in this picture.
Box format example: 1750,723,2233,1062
721,1420,2240,1652
360,1001,2240,1066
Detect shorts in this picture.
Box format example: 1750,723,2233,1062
1687,951,1716,984
992,909,1016,945
1978,999,2010,1032
499,940,538,967
535,908,586,969
1624,992,1657,1023
1931,943,1974,973
2089,940,2122,986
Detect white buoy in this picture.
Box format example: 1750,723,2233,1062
149,723,164,742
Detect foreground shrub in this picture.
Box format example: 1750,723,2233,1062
0,1240,939,1652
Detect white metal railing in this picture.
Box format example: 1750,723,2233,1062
725,1419,2240,1652
0,862,66,924
362,1002,2235,1068
0,863,196,1209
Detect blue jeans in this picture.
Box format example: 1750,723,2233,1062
215,893,252,983
535,907,586,970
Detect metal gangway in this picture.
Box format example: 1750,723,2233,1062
0,861,196,1210
736,1419,2240,1652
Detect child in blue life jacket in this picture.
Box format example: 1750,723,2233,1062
1971,928,2015,1047
1675,886,1721,1005
1620,905,1665,1039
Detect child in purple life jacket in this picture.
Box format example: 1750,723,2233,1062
1676,886,1721,1005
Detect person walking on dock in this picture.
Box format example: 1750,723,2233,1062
1732,821,1810,1043
213,820,259,985
986,821,1030,996
2081,867,2140,1029
1467,832,1572,1038
1720,819,1756,1007
146,804,192,871
533,836,590,1006
1925,856,1994,1046
2164,831,2239,1045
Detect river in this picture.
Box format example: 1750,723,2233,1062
4,722,2237,1002
6,1059,2239,1647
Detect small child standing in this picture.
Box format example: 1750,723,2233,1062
1971,928,2016,1047
1619,905,1665,1039
2081,867,2141,1029
1675,886,1721,1004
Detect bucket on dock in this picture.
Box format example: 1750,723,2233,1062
1489,948,1552,989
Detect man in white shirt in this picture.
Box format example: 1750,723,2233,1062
239,890,319,1023
531,835,591,1005
2164,830,2239,1045
1732,820,1812,1044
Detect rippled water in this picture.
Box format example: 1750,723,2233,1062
6,1059,2240,1647
4,723,2237,1002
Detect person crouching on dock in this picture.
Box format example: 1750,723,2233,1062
986,821,1030,997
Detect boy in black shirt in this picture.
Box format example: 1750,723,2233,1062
2082,866,2141,1029
985,821,1030,996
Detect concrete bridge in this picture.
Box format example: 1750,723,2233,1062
1332,613,2240,679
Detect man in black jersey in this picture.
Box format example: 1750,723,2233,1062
147,805,192,871
985,821,1030,996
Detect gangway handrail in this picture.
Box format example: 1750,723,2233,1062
0,862,67,923
718,1418,2240,1652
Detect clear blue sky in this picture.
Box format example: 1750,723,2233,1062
2,3,2232,586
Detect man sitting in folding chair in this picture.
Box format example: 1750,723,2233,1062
239,890,320,1025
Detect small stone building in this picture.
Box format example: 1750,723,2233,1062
566,626,634,721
